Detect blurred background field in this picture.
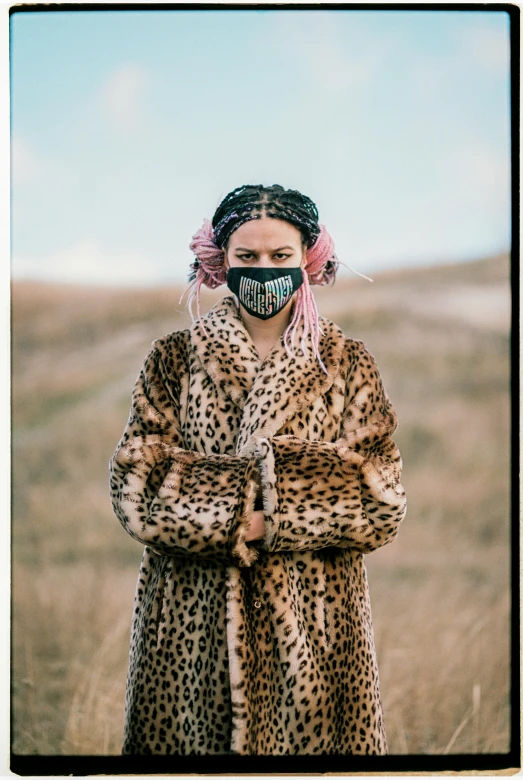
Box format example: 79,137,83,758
11,252,512,756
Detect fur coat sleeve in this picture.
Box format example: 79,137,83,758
250,343,406,555
109,345,261,566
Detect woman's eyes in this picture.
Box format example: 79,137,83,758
236,253,291,262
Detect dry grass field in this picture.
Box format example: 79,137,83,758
11,253,512,756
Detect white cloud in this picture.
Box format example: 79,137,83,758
12,240,164,286
11,136,72,192
273,14,386,94
451,137,510,218
414,18,509,96
339,136,511,270
11,137,42,184
99,63,148,130
462,22,510,72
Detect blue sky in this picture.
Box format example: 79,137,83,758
10,8,511,286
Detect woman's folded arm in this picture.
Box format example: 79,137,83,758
109,345,259,566
250,434,405,554
248,343,407,555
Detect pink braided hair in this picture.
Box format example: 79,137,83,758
182,220,337,372
182,219,227,326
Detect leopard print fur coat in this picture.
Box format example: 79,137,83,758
109,295,407,756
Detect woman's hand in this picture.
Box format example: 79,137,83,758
245,510,265,542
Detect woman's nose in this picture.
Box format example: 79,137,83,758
253,255,272,268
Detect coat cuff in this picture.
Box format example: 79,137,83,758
253,436,364,553
229,457,261,567
252,435,405,555
112,437,262,564
253,438,281,551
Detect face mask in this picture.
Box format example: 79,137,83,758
227,267,304,320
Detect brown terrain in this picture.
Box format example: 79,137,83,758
11,253,511,755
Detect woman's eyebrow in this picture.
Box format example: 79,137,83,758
234,245,295,252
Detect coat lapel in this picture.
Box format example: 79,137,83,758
191,296,346,454
191,297,261,408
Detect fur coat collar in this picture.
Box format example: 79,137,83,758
190,296,346,454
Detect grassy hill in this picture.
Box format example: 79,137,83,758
11,253,511,755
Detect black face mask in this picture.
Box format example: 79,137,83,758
227,267,304,320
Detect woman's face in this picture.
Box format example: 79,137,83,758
224,218,306,270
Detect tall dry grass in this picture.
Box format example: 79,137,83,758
12,563,135,754
11,254,512,755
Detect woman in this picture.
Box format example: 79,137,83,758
109,184,407,756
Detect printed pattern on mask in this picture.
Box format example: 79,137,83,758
239,274,293,316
